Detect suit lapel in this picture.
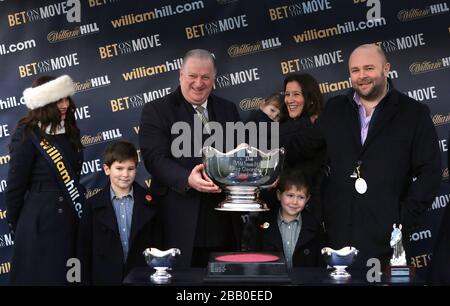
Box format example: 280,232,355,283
345,95,364,151
93,184,120,238
129,183,157,246
294,212,318,251
361,91,399,154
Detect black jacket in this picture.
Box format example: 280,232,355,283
77,182,161,285
252,209,324,267
139,87,242,267
317,85,441,265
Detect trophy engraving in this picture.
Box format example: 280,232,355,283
202,145,285,211
322,246,359,280
143,248,181,284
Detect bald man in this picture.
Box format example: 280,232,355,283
317,44,441,266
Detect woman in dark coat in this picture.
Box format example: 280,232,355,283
279,73,326,223
5,75,83,285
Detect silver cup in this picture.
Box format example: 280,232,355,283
143,248,181,284
202,145,285,212
321,247,359,279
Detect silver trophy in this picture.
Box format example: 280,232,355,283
143,247,181,284
387,224,413,277
202,145,285,211
322,246,359,279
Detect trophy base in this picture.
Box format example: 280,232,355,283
150,268,172,284
215,186,270,212
329,267,351,280
204,252,290,283
385,265,416,277
215,201,269,212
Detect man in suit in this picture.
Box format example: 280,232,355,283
139,49,242,267
317,44,441,266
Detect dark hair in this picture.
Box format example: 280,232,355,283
283,73,323,119
103,140,138,167
277,168,310,195
263,92,286,121
17,75,82,150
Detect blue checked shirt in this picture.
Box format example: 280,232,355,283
110,186,134,262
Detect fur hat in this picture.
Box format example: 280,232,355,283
23,75,75,110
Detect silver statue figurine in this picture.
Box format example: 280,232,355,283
202,144,285,211
322,246,359,279
390,224,407,266
143,247,181,284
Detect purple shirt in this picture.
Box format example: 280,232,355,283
353,93,373,145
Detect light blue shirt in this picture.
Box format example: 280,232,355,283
110,186,134,262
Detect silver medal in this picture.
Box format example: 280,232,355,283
355,178,367,194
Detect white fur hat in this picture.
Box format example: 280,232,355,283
23,75,75,110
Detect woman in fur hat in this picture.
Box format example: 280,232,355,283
5,75,84,285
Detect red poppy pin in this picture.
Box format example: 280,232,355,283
260,222,270,229
145,195,153,203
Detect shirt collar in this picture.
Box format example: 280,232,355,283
278,207,301,224
110,185,134,201
192,99,208,111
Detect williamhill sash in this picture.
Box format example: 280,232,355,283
30,135,83,219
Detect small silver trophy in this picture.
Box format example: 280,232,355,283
202,145,285,212
143,248,181,284
386,224,414,277
322,246,359,279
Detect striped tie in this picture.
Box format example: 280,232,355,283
196,105,210,134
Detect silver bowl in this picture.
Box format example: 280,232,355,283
143,248,181,284
321,247,359,279
202,145,285,212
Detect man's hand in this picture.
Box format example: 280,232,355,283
187,164,221,193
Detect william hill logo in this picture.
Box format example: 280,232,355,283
397,2,449,22
433,113,450,126
239,97,264,111
74,75,111,92
409,56,450,74
84,187,101,200
122,57,182,81
228,37,281,57
47,22,100,43
81,128,122,147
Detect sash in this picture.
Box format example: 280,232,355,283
29,134,83,219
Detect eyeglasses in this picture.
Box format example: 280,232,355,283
281,91,303,97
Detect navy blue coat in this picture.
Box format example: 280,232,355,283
5,126,83,285
317,85,441,265
139,87,242,267
77,182,161,285
252,210,325,267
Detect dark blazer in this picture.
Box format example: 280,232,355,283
279,117,327,222
5,126,83,285
255,209,324,267
77,182,161,285
139,87,242,267
317,84,441,265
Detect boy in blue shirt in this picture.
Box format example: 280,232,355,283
78,141,161,285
